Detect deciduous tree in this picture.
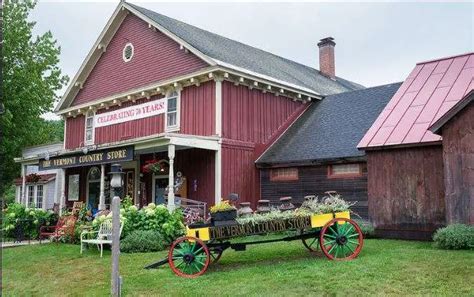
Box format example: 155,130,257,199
1,0,68,196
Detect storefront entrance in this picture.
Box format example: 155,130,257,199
153,176,168,205
87,167,101,214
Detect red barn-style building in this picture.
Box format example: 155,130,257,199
15,2,361,213
359,53,474,239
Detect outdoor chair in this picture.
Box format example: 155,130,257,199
71,202,84,216
80,220,123,257
39,215,77,243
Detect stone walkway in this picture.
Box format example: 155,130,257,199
2,240,49,248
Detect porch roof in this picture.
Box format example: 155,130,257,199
14,133,220,164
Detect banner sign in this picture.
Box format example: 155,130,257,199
39,146,134,170
95,98,167,128
209,217,312,239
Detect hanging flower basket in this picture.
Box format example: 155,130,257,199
141,159,164,174
25,173,41,183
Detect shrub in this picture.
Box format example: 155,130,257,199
355,220,375,238
92,203,185,244
2,203,57,239
433,224,474,250
120,230,166,253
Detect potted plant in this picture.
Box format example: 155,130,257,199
185,211,210,228
210,200,237,222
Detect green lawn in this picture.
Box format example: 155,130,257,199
2,239,473,296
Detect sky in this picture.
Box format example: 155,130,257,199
30,1,473,120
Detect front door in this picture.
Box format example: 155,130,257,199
154,178,168,205
88,182,101,214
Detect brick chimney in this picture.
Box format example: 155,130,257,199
318,37,336,78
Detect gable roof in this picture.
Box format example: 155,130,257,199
128,3,363,96
430,89,474,134
56,2,363,112
256,82,401,166
358,52,474,149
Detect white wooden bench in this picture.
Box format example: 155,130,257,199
80,220,123,257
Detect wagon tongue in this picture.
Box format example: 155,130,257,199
144,257,169,269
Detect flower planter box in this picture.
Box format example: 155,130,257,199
211,209,237,221
310,213,334,228
188,222,211,229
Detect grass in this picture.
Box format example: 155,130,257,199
2,238,474,296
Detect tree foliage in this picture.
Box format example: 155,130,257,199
1,0,68,195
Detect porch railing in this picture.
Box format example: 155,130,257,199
165,197,208,220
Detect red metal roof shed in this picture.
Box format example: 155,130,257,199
358,52,474,149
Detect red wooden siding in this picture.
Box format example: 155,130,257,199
141,149,215,207
65,115,85,149
221,143,259,206
367,146,446,240
65,81,216,149
220,83,307,206
180,81,216,136
440,103,474,225
72,14,208,106
222,81,305,143
95,95,165,145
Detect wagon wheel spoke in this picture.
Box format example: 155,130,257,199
169,237,210,278
320,218,364,261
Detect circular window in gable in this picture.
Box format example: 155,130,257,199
123,43,134,62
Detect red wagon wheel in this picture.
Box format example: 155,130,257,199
319,218,363,260
168,236,210,278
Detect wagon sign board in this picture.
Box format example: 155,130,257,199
210,217,312,239
39,146,134,170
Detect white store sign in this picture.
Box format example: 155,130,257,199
94,98,167,128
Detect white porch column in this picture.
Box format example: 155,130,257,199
99,164,106,210
167,144,175,212
21,164,27,205
215,76,223,137
214,146,222,204
59,169,66,216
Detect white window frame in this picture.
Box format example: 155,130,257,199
122,42,134,62
27,185,35,207
36,185,44,209
165,90,181,132
84,110,95,145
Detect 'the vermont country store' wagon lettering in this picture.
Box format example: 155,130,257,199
210,217,312,239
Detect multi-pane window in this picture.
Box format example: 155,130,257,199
328,164,361,178
85,111,95,144
166,92,179,130
270,167,299,181
27,185,35,207
36,185,44,209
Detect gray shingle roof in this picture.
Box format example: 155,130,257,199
257,83,402,166
128,3,363,95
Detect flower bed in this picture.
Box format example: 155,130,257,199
2,203,58,240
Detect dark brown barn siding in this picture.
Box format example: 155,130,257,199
440,103,474,225
367,146,445,239
260,164,368,219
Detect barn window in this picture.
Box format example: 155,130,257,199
84,110,95,145
328,163,362,178
166,91,180,131
122,43,134,62
36,185,44,209
270,167,299,181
